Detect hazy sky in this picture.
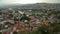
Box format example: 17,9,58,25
0,0,60,4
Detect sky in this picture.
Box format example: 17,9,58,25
0,0,60,5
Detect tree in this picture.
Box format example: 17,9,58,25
13,31,18,34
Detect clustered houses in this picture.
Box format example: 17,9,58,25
0,8,59,34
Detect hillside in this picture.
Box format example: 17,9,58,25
0,3,60,9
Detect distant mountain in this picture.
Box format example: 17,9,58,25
0,3,60,9
19,3,60,9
